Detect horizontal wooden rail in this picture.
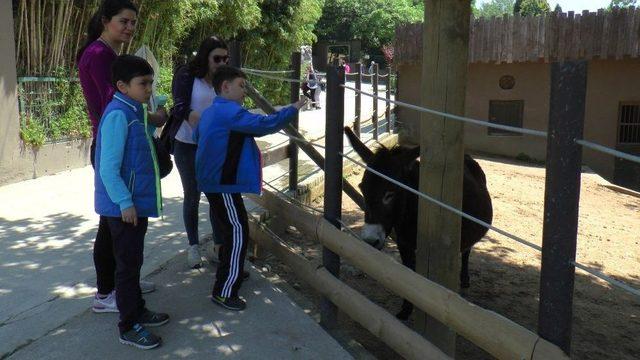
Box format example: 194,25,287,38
249,190,569,360
248,218,451,360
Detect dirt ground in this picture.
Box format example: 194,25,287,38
252,155,640,360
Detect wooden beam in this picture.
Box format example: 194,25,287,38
249,190,569,360
416,0,470,354
261,144,289,168
248,219,452,360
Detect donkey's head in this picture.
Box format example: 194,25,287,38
344,127,420,249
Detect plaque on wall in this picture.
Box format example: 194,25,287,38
499,75,515,90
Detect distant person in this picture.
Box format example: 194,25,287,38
340,58,351,74
166,36,229,269
94,55,169,349
368,60,377,75
194,66,307,311
303,65,321,109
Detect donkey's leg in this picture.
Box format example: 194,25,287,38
397,246,416,320
460,249,471,289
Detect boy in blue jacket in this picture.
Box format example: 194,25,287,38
195,66,306,310
94,55,169,350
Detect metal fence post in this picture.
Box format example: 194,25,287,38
385,66,391,133
229,40,241,68
372,63,379,140
354,63,362,137
289,52,301,192
538,60,587,355
321,66,344,329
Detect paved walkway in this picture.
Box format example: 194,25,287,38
0,82,394,359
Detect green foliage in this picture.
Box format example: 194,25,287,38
554,4,563,12
314,0,423,57
609,0,638,9
20,118,47,148
514,0,550,16
241,0,325,105
19,76,92,148
157,66,175,109
475,0,515,18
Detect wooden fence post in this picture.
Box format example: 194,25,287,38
538,60,587,354
415,0,471,355
321,66,345,329
354,63,362,137
289,52,301,192
385,66,391,133
372,63,379,140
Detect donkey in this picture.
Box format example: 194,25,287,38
344,127,493,320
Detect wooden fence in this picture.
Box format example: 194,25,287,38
395,7,640,64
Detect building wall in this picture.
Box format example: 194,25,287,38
464,62,550,162
0,2,90,186
396,59,640,183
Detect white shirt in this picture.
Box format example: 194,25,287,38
175,77,216,144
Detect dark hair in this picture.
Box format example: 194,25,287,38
76,0,138,62
111,55,153,87
211,66,246,94
187,36,228,78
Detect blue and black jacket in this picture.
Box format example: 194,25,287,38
194,96,298,194
94,92,162,217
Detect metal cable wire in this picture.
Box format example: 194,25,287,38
341,84,548,138
571,261,640,298
243,70,303,83
248,65,640,299
263,130,640,299
576,139,640,165
339,152,544,252
241,67,294,74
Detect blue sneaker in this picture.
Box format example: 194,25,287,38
119,323,161,350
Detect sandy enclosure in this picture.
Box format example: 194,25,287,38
253,155,640,359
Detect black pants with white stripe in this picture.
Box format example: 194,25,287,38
205,193,248,298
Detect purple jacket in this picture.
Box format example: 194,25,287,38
78,40,117,138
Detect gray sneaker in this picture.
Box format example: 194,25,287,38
187,244,203,269
140,280,155,294
119,324,161,350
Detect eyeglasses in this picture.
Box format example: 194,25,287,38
213,55,230,63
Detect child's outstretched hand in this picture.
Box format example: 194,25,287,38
293,96,308,110
122,206,138,226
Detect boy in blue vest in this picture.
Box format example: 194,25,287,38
94,54,169,350
194,66,306,310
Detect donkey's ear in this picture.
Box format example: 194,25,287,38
344,126,374,164
403,146,420,172
405,146,420,162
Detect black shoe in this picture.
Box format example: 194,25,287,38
119,324,161,350
138,310,170,327
243,270,250,280
211,295,246,311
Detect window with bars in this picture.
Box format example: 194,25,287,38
618,103,640,145
488,100,524,136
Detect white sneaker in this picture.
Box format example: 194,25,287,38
188,244,203,269
140,280,156,294
92,291,118,313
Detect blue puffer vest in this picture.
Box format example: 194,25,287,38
94,93,161,217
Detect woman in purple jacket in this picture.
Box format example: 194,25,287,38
77,0,164,311
168,36,229,268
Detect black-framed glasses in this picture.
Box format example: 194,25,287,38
213,55,230,63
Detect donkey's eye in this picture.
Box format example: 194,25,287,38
382,191,395,206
